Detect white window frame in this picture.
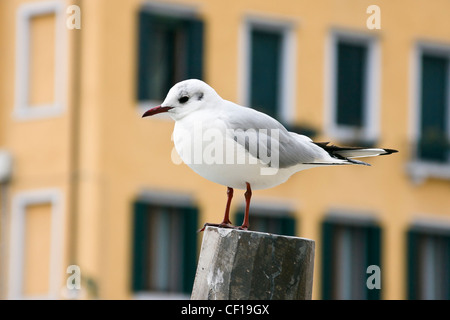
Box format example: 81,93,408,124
239,15,297,124
411,217,450,235
14,1,66,120
8,189,65,299
407,42,450,184
325,209,378,227
325,30,380,143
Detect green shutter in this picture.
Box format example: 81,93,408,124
321,221,335,300
181,206,199,294
150,15,178,101
280,216,296,236
233,211,295,236
137,13,204,101
419,55,449,162
336,42,367,127
446,235,450,300
250,29,281,119
366,225,382,300
186,19,204,80
137,13,175,101
235,212,244,228
137,11,155,101
407,229,419,300
131,201,149,292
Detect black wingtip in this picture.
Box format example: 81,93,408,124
381,148,399,156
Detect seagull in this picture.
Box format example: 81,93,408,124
142,79,397,231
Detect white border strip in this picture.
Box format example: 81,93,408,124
14,1,66,120
141,0,199,18
324,29,380,143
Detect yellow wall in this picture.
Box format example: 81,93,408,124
29,13,56,106
1,0,450,300
0,0,72,298
23,203,52,296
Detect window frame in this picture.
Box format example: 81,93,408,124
14,1,66,120
407,42,450,184
325,30,380,145
8,189,64,299
407,219,450,300
131,190,198,300
239,15,297,125
321,211,382,300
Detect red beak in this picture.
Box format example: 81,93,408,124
142,106,173,117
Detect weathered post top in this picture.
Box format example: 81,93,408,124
191,226,315,300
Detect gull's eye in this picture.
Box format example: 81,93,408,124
178,96,189,104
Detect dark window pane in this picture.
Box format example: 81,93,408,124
407,229,450,300
419,55,449,162
137,12,203,101
250,29,282,119
336,42,367,127
185,19,204,80
234,211,296,236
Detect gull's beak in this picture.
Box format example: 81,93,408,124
142,106,173,117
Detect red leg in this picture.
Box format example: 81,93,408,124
220,187,233,225
198,186,234,232
240,182,252,230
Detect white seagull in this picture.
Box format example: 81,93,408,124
142,79,397,231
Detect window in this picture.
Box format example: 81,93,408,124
8,189,64,299
137,9,204,104
407,45,450,183
131,200,198,298
327,32,379,144
417,54,449,163
14,1,66,120
407,226,450,300
322,216,381,300
234,209,296,236
241,18,296,124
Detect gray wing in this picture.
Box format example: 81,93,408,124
220,102,324,168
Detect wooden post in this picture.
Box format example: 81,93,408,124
191,226,315,300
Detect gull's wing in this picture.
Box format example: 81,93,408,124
219,101,331,168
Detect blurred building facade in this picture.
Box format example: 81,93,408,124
0,0,449,300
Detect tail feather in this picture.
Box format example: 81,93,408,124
334,148,395,158
313,142,398,166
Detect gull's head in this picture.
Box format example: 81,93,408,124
142,79,221,121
